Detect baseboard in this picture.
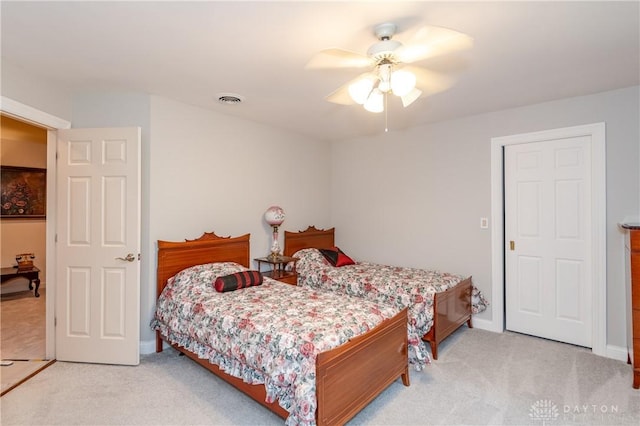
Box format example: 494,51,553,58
140,338,172,355
471,317,502,333
605,344,628,362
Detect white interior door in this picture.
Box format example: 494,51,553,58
55,127,140,365
505,136,592,347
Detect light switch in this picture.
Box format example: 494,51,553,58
480,217,489,229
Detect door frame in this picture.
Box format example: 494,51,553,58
489,122,606,357
1,96,71,360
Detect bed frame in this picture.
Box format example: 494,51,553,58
284,226,473,360
155,231,409,425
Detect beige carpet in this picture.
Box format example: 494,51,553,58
1,327,639,425
0,287,47,395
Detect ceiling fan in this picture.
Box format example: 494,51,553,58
306,22,473,113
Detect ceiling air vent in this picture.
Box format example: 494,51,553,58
216,93,244,105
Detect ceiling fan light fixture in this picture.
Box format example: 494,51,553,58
377,63,392,93
311,20,472,122
367,39,402,60
391,70,416,97
348,77,375,104
364,88,384,113
378,79,390,93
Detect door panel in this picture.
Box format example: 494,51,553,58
505,136,592,347
56,127,140,365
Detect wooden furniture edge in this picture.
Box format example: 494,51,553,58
623,226,640,389
422,276,473,360
284,225,335,256
316,308,409,425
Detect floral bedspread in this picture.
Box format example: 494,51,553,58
293,248,489,368
151,261,401,426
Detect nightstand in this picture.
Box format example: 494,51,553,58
254,255,298,285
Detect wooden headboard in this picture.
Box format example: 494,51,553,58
283,226,335,257
156,232,250,298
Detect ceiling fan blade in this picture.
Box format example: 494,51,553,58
402,65,455,96
396,25,473,64
401,88,422,107
306,48,373,69
325,84,355,105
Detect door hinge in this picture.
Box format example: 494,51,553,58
54,317,57,327
509,240,515,251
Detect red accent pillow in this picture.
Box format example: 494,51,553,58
318,247,355,267
214,271,263,292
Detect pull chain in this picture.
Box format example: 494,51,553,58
384,92,389,132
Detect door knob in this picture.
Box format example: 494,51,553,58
116,253,136,262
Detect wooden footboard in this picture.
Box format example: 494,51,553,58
316,308,409,425
157,308,409,424
422,276,473,360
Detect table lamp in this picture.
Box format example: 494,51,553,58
264,206,285,258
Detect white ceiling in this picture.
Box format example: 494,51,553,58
2,1,639,141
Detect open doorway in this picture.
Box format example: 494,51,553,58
0,115,52,394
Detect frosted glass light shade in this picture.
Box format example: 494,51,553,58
264,206,285,226
364,88,384,113
348,77,375,105
391,70,416,97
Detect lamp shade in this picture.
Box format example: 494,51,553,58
348,76,375,105
364,88,384,113
264,206,285,226
391,70,416,97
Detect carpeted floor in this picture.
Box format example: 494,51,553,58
1,326,639,425
0,287,46,360
0,286,47,395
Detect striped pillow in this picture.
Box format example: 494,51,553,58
214,270,263,292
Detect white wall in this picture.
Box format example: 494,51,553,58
331,85,640,349
1,61,73,121
147,96,331,346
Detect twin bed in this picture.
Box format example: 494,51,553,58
153,232,409,426
284,226,488,361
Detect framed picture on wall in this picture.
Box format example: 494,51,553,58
1,166,46,218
